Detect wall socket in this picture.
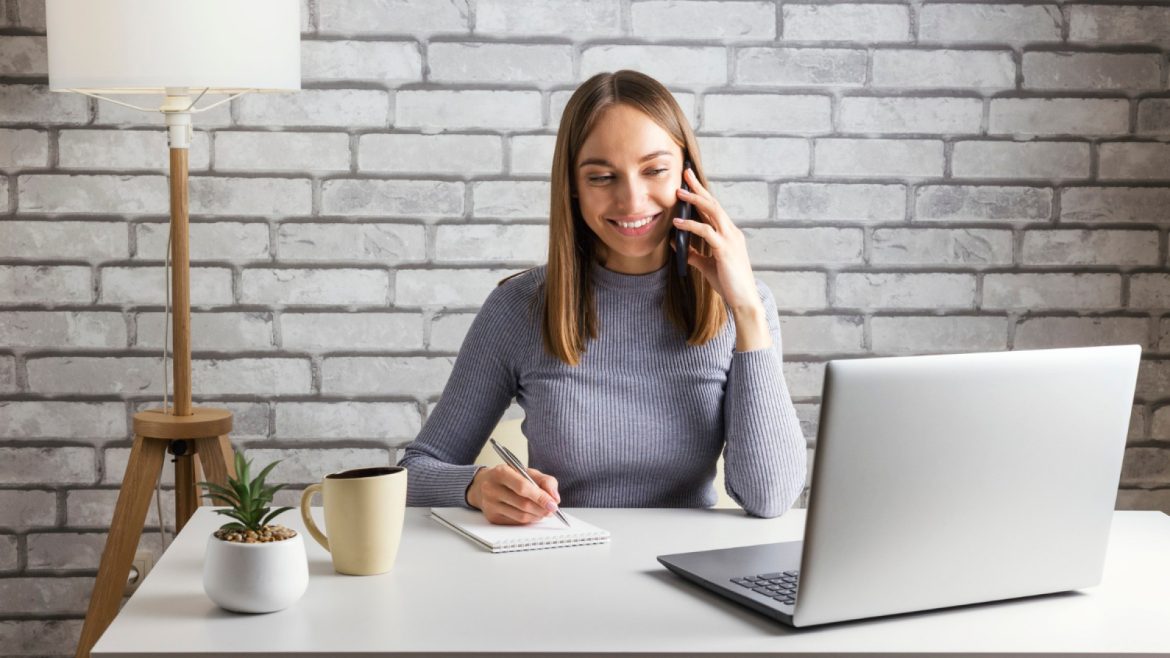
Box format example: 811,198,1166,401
124,550,155,597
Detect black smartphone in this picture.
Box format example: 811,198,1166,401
673,158,695,278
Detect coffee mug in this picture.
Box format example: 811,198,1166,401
299,466,407,576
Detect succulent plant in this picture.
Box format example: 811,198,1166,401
199,451,294,534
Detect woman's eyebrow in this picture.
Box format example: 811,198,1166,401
577,150,674,168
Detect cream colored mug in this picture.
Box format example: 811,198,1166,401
299,466,407,576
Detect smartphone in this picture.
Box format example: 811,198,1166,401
673,158,695,278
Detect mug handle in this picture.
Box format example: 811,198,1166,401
299,483,329,552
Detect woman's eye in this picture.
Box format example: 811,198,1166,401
588,175,614,183
647,168,669,175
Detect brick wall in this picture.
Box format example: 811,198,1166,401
3,0,1170,654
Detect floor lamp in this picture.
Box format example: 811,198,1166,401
45,1,300,656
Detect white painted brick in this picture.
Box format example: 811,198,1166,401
702,94,831,135
318,0,469,34
281,312,425,351
777,315,865,354
396,90,542,131
1061,187,1170,224
509,135,556,175
838,97,983,135
100,267,233,306
476,0,621,37
783,4,910,42
754,271,828,310
815,138,944,178
0,355,14,393
0,266,91,304
1129,274,1170,310
247,447,392,484
0,84,87,124
104,442,187,483
633,1,776,40
136,222,270,261
0,577,93,615
871,316,1008,354
710,181,770,220
0,490,57,527
776,183,905,221
737,48,866,87
193,358,312,395
1022,229,1159,266
0,220,128,259
429,43,573,84
1138,100,1170,135
279,400,420,439
396,268,517,307
1015,316,1149,350
236,89,390,128
430,312,476,351
301,40,422,83
434,224,547,263
18,174,167,214
0,535,16,571
1023,53,1161,91
0,129,48,169
473,181,549,219
0,447,94,484
0,401,125,439
919,4,1062,44
26,356,160,394
582,46,727,86
0,311,125,348
744,227,863,266
322,356,454,397
550,91,697,132
983,273,1121,310
952,141,1090,180
0,179,7,211
276,223,426,263
701,137,809,178
834,272,976,309
66,488,173,527
321,179,465,218
1070,5,1170,46
241,268,390,306
27,532,163,570
916,185,1052,222
58,130,210,171
215,132,350,172
0,621,84,657
190,177,312,217
360,134,503,174
783,361,825,398
989,99,1130,136
871,228,1013,267
135,312,274,351
1100,143,1170,181
871,50,1015,90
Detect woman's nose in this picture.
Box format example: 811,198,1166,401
613,176,648,209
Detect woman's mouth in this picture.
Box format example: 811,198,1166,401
606,212,662,237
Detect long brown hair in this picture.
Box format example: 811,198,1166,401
542,69,727,366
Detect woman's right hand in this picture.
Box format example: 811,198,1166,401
465,464,561,525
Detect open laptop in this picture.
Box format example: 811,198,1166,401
658,345,1141,627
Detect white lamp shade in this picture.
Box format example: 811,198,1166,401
46,0,300,94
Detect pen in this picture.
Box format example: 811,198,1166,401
488,437,571,528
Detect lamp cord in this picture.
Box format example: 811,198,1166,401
153,214,175,550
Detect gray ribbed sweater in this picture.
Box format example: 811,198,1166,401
398,263,807,518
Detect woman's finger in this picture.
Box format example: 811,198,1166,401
673,217,724,250
679,180,731,232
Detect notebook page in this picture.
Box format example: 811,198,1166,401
430,507,610,553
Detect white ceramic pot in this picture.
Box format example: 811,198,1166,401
202,532,308,613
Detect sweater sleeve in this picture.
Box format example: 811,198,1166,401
721,279,808,518
398,282,525,507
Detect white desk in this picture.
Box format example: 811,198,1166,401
93,507,1170,657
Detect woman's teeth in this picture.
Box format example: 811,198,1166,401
615,213,658,228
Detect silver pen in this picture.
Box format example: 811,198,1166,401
488,437,571,528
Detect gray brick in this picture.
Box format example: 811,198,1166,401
702,94,831,135
549,91,697,131
0,355,14,393
15,0,44,30
434,224,547,264
190,177,312,217
0,84,87,124
102,447,176,486
872,50,1014,90
1,179,8,211
0,447,94,484
711,181,771,221
701,137,809,178
0,577,92,615
744,227,863,266
838,97,982,135
136,312,274,351
1060,187,1170,224
0,220,128,259
1021,229,1158,266
430,43,573,84
1015,316,1149,350
477,0,620,37
396,90,542,130
0,490,56,527
919,4,1061,44
983,273,1121,310
301,40,422,83
215,132,350,172
1069,5,1170,46
871,316,1007,354
737,48,866,87
359,134,503,174
66,489,172,528
1116,489,1170,513
236,89,390,127
1100,143,1170,181
0,401,125,439
1153,405,1170,440
833,273,976,310
26,532,163,571
916,185,1052,222
1137,360,1170,401
321,179,465,218
0,535,16,571
1129,275,1170,310
509,135,556,175
430,312,476,352
473,181,550,219
247,447,392,484
58,129,211,171
322,357,454,398
754,271,828,311
18,174,167,214
1023,52,1161,91
782,361,826,398
136,222,270,261
318,0,469,34
783,3,910,42
952,141,1090,180
1138,100,1170,136
816,138,944,178
100,267,233,306
0,266,91,304
1121,447,1170,487
1129,406,1147,443
1159,320,1170,354
26,356,159,395
396,268,517,307
193,358,312,395
95,92,231,128
276,223,426,263
0,620,84,658
633,1,775,40
0,129,49,169
582,45,727,86
281,312,425,351
0,309,126,355
777,315,865,354
241,268,390,305
871,228,1013,267
989,99,1130,136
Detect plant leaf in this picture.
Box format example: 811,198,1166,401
250,459,282,492
261,506,294,527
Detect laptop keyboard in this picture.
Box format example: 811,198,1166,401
730,569,799,606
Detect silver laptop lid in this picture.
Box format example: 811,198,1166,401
794,345,1140,627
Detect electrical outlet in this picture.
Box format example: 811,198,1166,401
124,550,155,597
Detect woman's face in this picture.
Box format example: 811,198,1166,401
574,104,684,275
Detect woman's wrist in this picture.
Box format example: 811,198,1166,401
731,302,772,352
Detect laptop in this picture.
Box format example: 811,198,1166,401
658,345,1141,627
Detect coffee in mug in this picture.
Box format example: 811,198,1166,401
299,466,407,576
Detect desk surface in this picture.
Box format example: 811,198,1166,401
94,507,1170,657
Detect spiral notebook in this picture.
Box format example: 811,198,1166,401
430,507,611,553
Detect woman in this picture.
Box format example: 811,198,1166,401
400,70,806,523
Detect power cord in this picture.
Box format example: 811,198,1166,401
152,217,176,550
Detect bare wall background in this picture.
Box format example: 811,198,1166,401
3,0,1170,654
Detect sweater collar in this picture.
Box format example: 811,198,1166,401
590,260,669,291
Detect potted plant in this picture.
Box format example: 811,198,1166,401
199,451,308,613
